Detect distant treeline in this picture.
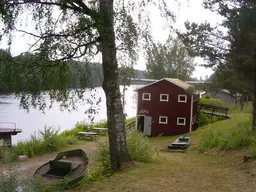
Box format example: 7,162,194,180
70,62,147,88
0,49,147,93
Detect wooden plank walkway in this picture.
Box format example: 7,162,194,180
200,110,231,118
199,104,231,119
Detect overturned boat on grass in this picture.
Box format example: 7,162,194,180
33,148,88,189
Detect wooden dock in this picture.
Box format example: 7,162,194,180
199,104,231,119
0,122,22,147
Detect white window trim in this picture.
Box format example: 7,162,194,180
178,94,187,103
160,94,169,102
142,93,151,101
159,116,168,124
177,117,186,126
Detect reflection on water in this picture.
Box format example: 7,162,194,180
0,85,140,144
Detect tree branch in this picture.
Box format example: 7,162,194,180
53,37,101,61
15,22,96,39
8,0,99,19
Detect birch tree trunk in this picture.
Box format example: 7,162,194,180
98,0,132,172
252,65,256,132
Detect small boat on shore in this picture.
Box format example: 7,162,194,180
33,149,88,189
167,136,191,152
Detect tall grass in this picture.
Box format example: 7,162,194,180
84,131,157,184
0,122,92,162
1,126,76,162
198,118,255,152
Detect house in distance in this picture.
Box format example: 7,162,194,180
135,78,200,137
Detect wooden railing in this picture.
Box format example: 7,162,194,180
199,103,230,117
125,120,136,131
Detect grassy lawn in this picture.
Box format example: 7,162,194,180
75,150,255,192
74,103,256,192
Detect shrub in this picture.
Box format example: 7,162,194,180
0,163,64,192
0,163,20,192
196,112,224,127
84,131,157,183
127,131,156,162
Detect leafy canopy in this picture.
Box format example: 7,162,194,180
0,0,175,111
177,0,256,95
145,37,195,80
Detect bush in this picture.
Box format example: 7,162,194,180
196,112,225,127
127,131,156,162
198,120,254,152
200,97,230,108
0,164,20,192
0,163,64,192
84,131,157,183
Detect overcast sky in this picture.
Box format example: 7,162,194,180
0,0,223,80
139,0,224,79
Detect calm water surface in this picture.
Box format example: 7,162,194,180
0,85,141,144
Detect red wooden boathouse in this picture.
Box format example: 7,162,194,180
135,78,200,137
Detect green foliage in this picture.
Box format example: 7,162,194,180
210,64,251,98
196,112,224,127
0,164,69,192
84,131,157,183
126,131,157,162
198,119,254,152
0,164,20,192
145,37,195,80
177,0,256,130
230,102,252,114
200,97,230,108
1,126,80,162
197,97,230,127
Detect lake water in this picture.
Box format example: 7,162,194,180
0,85,142,144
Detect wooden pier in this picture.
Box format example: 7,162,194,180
199,104,231,119
0,122,22,147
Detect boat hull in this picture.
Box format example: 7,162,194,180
33,149,88,189
168,136,191,150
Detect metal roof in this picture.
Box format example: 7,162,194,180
165,78,192,90
134,78,197,94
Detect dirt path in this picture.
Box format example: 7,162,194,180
0,141,97,180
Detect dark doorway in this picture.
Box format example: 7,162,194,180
137,116,145,132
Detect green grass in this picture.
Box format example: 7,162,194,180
229,102,252,114
197,113,255,152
